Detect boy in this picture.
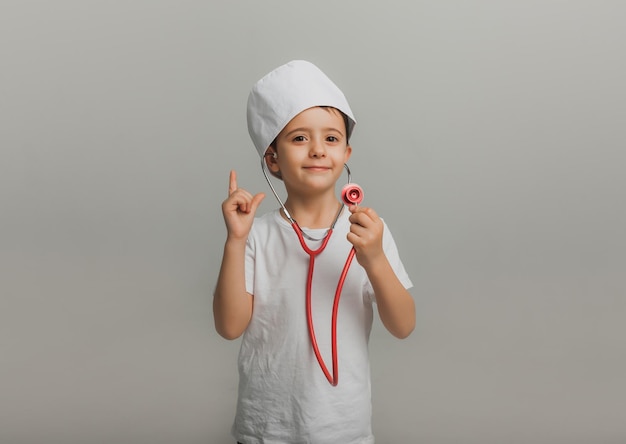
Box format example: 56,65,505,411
214,60,415,443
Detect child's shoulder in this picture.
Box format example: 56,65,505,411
247,209,291,249
251,209,288,233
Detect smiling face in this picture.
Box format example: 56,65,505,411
266,106,352,198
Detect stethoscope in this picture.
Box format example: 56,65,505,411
261,155,364,386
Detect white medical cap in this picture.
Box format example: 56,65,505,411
246,60,356,157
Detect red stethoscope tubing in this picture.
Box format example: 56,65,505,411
292,223,356,386
260,159,364,386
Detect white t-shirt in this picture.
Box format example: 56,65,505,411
232,208,413,444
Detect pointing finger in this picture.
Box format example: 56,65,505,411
228,170,238,196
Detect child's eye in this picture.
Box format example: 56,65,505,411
326,136,339,142
293,135,307,142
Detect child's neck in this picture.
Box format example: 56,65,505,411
283,196,343,229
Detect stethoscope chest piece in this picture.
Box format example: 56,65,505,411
341,183,364,205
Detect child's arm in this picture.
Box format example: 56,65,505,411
213,171,264,339
348,206,416,339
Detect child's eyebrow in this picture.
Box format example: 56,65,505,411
283,127,345,137
324,127,345,136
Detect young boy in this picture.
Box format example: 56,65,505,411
214,60,415,444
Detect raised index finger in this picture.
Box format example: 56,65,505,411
228,170,238,196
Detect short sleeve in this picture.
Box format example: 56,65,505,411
363,220,413,302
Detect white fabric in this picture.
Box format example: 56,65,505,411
247,60,357,157
232,208,413,444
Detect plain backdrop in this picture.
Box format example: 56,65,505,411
1,1,625,443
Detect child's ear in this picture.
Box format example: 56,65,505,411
344,145,352,162
264,148,280,174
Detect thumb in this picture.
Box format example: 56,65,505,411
250,192,266,212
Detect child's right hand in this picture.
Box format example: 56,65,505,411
221,170,265,241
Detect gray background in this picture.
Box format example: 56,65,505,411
1,1,624,443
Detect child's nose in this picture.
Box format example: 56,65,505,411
309,138,326,158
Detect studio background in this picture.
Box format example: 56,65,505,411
1,1,624,443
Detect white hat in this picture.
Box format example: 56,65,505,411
246,60,356,157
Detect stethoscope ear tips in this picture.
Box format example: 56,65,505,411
341,183,364,205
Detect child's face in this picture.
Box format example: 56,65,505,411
268,107,352,196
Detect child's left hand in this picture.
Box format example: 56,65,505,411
347,205,385,269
